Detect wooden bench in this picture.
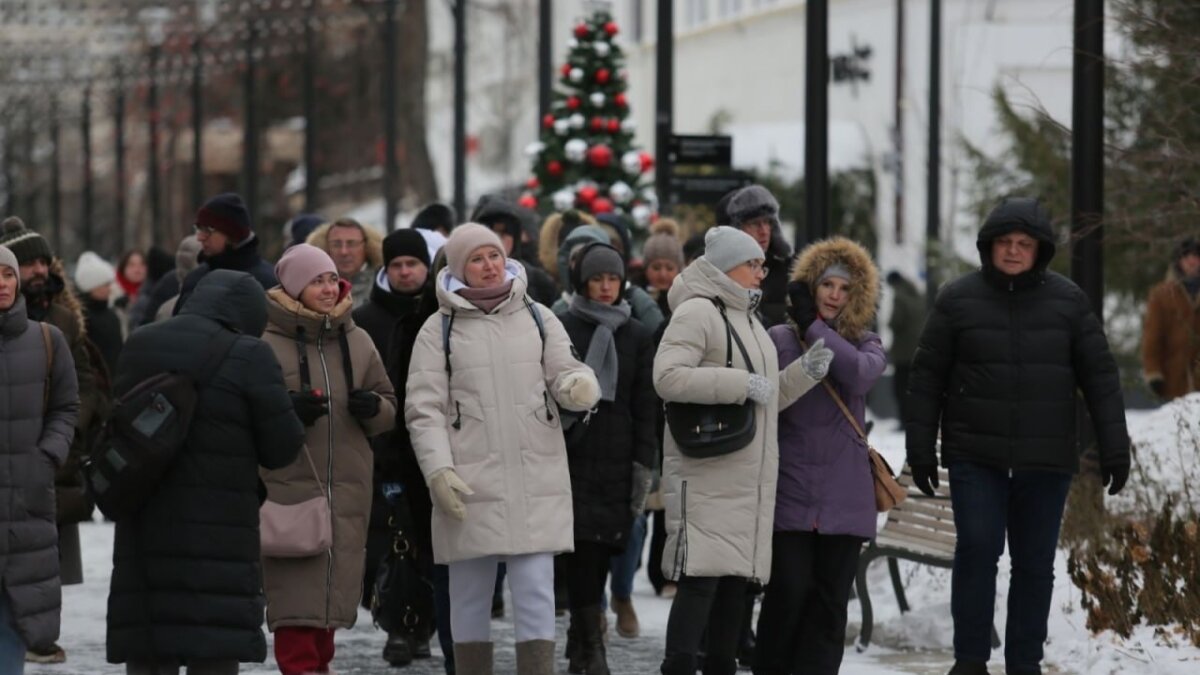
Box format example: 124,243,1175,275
854,464,1001,650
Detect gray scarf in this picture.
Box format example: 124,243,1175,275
568,295,632,402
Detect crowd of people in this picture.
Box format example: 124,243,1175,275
0,183,1162,675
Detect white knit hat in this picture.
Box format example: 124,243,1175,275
74,251,116,293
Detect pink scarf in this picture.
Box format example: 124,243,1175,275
456,280,514,313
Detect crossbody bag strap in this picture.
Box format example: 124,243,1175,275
797,330,865,441
712,297,756,374
300,444,326,495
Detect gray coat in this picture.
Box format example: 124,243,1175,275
0,295,80,647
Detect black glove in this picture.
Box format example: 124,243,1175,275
1148,379,1166,399
787,280,819,333
290,389,329,427
347,389,382,420
1101,463,1129,496
910,464,939,497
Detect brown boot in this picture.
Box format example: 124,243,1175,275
612,596,640,638
454,641,493,675
515,639,556,675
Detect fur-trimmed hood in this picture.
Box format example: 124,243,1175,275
790,237,878,341
305,221,384,270
537,211,599,281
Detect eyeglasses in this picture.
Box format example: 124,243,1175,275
329,239,365,251
746,261,769,278
193,224,216,236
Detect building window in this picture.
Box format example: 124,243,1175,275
718,0,743,18
632,0,643,42
684,0,710,28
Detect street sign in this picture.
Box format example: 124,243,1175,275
668,134,732,168
668,172,753,205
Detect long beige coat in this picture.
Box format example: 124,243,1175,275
654,258,820,584
405,263,598,564
260,287,397,630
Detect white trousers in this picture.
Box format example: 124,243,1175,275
447,553,556,643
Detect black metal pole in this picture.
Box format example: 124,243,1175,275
452,0,467,223
893,0,905,245
537,0,552,125
1,118,12,216
192,34,205,211
804,0,829,245
23,105,35,223
50,96,62,255
383,0,399,230
243,20,258,227
1071,0,1104,319
82,86,94,252
654,0,673,215
304,4,318,212
115,66,127,253
148,44,163,246
925,0,942,309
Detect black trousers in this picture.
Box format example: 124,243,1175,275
564,541,613,610
664,575,748,667
647,509,668,594
752,531,864,675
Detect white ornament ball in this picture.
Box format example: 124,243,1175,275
569,67,584,83
569,113,586,130
567,38,579,49
609,181,633,204
622,151,642,175
564,138,589,162
593,42,611,57
553,189,577,212
554,119,571,136
524,141,545,157
631,204,653,228
620,118,637,133
641,187,660,208
590,92,606,108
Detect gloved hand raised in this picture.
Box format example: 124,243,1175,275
787,280,820,333
910,464,939,497
290,389,329,427
799,337,834,380
347,389,381,420
429,468,474,521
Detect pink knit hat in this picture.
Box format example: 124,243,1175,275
443,223,506,282
275,244,337,299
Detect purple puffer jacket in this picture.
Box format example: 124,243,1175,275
770,319,886,539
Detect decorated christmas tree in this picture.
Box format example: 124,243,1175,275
520,9,657,227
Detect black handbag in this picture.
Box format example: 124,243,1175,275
665,297,758,459
369,497,436,640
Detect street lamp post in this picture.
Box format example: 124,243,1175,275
926,0,942,309
452,0,467,223
243,18,259,227
82,85,94,252
114,62,128,254
804,0,829,245
383,0,399,230
304,0,318,212
140,7,171,247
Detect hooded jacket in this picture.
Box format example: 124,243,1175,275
176,236,278,315
0,295,79,649
106,270,305,664
1141,263,1200,401
906,198,1130,474
405,263,599,564
654,258,820,583
305,221,385,310
769,238,886,539
260,284,397,630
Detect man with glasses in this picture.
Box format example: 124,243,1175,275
720,185,792,329
307,217,383,309
174,193,278,315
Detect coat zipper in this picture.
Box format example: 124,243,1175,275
317,314,335,625
672,479,689,578
1007,288,1017,469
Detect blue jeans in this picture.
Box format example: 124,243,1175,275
949,461,1072,672
0,594,26,675
609,513,647,601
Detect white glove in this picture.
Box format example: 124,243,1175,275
558,370,601,410
799,337,834,380
429,468,474,521
746,373,774,405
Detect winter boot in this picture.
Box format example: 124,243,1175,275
25,643,66,664
701,654,738,675
577,606,611,675
948,660,990,675
515,639,556,675
453,641,493,675
412,635,432,659
660,652,696,675
565,611,585,673
382,632,414,666
611,597,639,638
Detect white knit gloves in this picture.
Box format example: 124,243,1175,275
558,371,601,411
746,373,775,405
799,338,834,380
429,468,474,521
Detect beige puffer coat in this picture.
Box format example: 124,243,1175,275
405,262,599,564
654,258,820,584
260,287,397,630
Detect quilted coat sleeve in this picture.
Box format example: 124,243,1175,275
1071,295,1131,467
905,289,958,468
538,306,600,412
243,339,306,471
653,298,750,405
40,327,80,467
405,314,455,480
631,324,659,468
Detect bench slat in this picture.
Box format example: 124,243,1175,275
891,500,957,525
875,534,956,560
880,521,958,548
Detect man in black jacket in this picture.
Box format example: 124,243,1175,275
107,270,305,673
905,198,1130,675
174,193,278,314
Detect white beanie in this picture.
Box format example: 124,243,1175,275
74,251,116,293
701,226,765,273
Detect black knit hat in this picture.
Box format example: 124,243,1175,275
382,228,431,268
1176,238,1200,260
411,203,456,233
0,216,53,264
195,193,252,243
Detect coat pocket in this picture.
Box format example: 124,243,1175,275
526,387,561,431
449,398,490,465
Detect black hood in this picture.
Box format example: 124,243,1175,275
471,196,527,259
179,269,268,337
201,234,265,272
976,198,1057,286
595,213,634,262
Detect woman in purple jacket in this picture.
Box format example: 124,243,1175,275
752,237,886,675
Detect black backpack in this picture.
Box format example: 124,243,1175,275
82,330,238,521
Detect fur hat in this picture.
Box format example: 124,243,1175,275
724,185,780,228
444,223,505,282
702,226,764,273
274,244,337,299
791,236,880,341
0,216,53,264
74,251,116,293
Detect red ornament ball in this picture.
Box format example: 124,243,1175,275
604,22,619,37
595,68,611,84
577,186,599,205
574,23,590,39
586,144,614,168
614,93,628,108
607,118,621,133
589,117,604,132
566,96,581,110
560,63,572,77
518,193,538,210
639,152,655,172
542,114,555,129
547,160,564,177
525,176,539,190
591,197,615,214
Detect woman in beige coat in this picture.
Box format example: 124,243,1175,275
654,227,833,675
260,244,397,675
406,224,600,675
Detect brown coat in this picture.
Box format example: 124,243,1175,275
260,287,397,630
1142,267,1200,401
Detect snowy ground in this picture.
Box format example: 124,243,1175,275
28,399,1200,674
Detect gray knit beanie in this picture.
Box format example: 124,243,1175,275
702,226,765,273
0,245,19,292
577,244,625,289
642,233,684,269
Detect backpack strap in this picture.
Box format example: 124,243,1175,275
40,323,53,413
440,297,544,377
523,296,546,368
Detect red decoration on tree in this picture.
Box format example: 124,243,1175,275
526,176,540,190
607,118,621,133
589,117,604,132
566,96,581,110
518,193,538,210
604,22,619,37
577,186,599,205
595,68,611,84
592,197,614,214
587,144,614,168
574,23,590,39
640,152,655,172
614,93,628,108
560,63,572,77
542,114,556,129
547,160,564,177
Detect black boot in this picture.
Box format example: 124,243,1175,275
577,605,611,675
701,655,738,675
948,660,991,675
382,632,414,666
660,652,696,675
566,611,585,674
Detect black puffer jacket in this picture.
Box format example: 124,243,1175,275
106,270,305,664
174,236,278,316
905,198,1129,474
558,311,657,548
